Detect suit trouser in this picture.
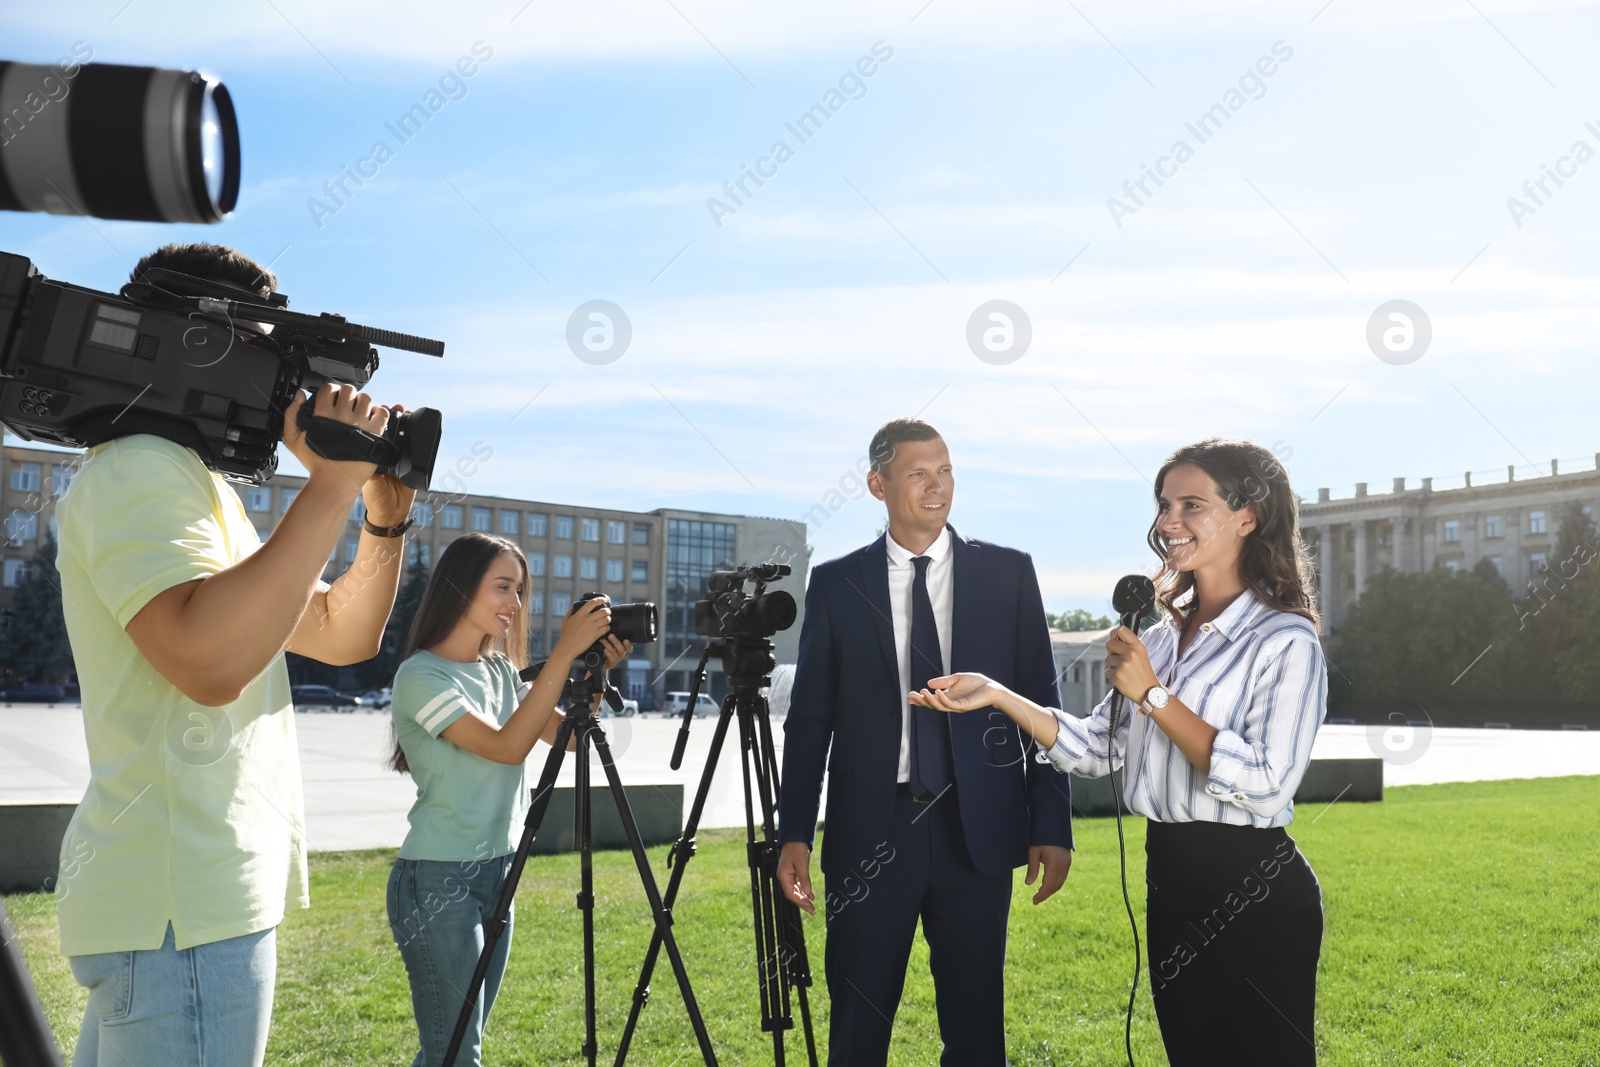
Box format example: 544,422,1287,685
822,786,1012,1067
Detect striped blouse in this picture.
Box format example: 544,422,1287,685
1042,588,1328,827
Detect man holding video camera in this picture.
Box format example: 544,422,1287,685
52,243,415,1067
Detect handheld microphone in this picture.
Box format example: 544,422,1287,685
1107,572,1156,1067
1113,573,1157,635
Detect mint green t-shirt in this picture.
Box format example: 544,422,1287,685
392,650,532,861
54,435,308,956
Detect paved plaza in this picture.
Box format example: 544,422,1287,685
2,705,1596,851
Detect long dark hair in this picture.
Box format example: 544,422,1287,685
1143,438,1319,631
388,532,530,774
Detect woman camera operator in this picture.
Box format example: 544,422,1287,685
384,531,629,1067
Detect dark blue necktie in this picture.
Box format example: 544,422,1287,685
908,554,952,799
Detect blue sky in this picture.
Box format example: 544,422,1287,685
5,1,1599,613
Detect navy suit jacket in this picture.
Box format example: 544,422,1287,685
778,525,1073,876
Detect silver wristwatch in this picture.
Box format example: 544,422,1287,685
1138,685,1170,715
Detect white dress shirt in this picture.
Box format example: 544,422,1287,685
886,526,955,783
1042,588,1327,827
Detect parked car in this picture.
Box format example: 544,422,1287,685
290,685,358,712
0,682,67,703
617,698,639,717
357,687,393,709
663,691,720,718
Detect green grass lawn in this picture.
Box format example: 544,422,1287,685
10,776,1600,1065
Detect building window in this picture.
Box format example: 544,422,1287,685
346,538,359,563
442,505,463,529
51,465,75,497
1530,552,1548,574
500,510,520,535
529,630,544,656
1529,510,1546,535
1484,514,1501,539
407,541,420,565
665,519,738,655
1444,559,1461,574
420,544,432,567
530,590,545,616
246,486,271,511
9,463,39,492
554,554,573,578
1488,555,1503,575
580,556,598,580
5,511,36,545
633,523,650,545
349,498,366,523
280,487,299,511
528,512,547,537
631,559,648,583
471,507,491,532
581,518,600,542
528,552,545,577
1442,520,1460,543
412,501,433,527
605,559,624,582
3,559,29,587
607,520,626,544
556,516,574,539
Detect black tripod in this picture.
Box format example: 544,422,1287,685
443,663,718,1067
614,640,818,1067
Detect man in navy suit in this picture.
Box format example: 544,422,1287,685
777,417,1073,1066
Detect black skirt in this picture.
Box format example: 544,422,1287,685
1144,819,1323,1067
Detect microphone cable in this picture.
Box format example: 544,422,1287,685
1107,689,1140,1067
1106,572,1156,1067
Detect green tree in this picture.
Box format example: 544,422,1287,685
355,559,430,689
1538,501,1600,703
1049,608,1113,631
1331,563,1516,711
0,534,75,683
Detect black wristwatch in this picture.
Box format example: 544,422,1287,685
361,516,415,538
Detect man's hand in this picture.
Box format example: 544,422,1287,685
777,841,815,915
1026,845,1072,905
283,384,391,494
360,404,414,525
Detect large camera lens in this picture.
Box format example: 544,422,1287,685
0,62,240,223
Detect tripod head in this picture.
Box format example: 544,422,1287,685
519,659,625,719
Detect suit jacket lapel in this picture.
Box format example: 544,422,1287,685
856,537,901,707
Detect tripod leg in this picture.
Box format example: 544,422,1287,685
753,695,820,1067
442,712,575,1067
735,701,789,1067
614,698,738,1065
577,726,599,1067
588,725,720,1066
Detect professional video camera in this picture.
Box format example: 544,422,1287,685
569,590,658,670
0,252,445,488
693,563,797,641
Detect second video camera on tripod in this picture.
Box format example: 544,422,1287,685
693,563,797,641
569,591,658,670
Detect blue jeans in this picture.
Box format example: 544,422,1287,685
67,922,276,1067
387,854,516,1067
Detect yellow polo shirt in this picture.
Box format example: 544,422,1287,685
54,434,308,955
